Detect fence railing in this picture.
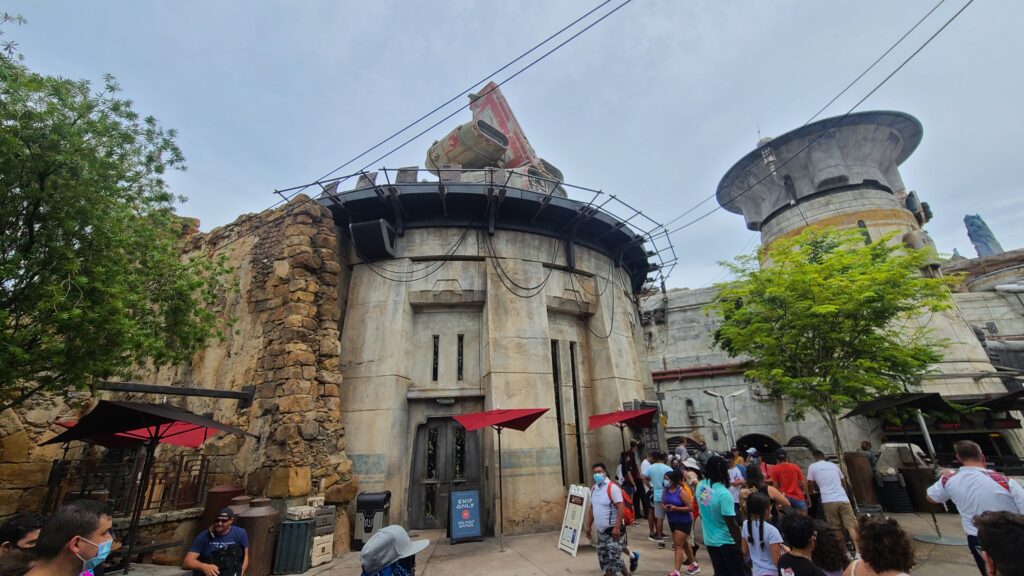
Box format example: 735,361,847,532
44,453,210,517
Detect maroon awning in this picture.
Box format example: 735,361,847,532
453,408,548,432
588,407,657,430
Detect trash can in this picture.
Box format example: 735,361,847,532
354,491,391,550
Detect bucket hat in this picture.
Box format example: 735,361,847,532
360,526,430,574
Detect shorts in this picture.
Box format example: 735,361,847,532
669,520,692,535
823,501,857,532
653,501,666,519
595,529,626,574
787,496,808,511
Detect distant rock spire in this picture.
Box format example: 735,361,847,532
965,214,1004,257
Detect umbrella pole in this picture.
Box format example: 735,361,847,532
123,439,158,572
619,425,626,454
497,426,504,553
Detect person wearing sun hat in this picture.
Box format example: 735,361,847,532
360,526,430,576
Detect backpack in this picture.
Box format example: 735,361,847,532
607,482,636,525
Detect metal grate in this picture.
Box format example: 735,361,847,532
44,452,210,517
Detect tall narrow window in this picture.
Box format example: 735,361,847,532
432,335,440,381
857,220,871,245
457,334,465,381
551,340,567,485
569,341,585,484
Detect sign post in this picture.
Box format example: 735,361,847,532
558,484,590,556
449,489,483,544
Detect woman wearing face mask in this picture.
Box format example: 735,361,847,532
26,500,114,576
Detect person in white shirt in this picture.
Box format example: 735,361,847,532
585,462,636,576
927,440,1024,576
640,452,656,538
727,458,745,509
741,493,783,576
806,449,859,555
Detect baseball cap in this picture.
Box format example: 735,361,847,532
216,508,235,520
746,447,757,455
360,525,430,574
775,449,788,459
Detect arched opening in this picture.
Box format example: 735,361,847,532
737,433,782,456
785,435,818,452
666,436,701,455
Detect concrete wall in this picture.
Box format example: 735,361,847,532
642,287,877,455
339,226,650,535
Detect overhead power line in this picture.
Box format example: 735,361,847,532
661,0,976,240
207,0,634,253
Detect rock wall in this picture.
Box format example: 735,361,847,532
145,195,357,544
0,195,357,554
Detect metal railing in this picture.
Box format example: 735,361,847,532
44,452,210,517
304,166,678,292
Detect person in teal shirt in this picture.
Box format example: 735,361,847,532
696,456,744,576
643,451,673,544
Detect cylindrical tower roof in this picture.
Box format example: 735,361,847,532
716,111,923,233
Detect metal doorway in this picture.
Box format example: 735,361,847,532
408,417,483,530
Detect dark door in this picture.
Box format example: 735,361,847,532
408,417,483,530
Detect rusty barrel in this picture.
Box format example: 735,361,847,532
238,497,280,576
229,495,253,516
196,484,245,540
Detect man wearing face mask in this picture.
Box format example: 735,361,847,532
26,500,113,576
585,463,635,576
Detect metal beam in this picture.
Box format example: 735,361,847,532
95,381,256,409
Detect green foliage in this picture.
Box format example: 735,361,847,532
0,35,234,409
709,228,955,452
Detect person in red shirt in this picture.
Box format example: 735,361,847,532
772,450,809,514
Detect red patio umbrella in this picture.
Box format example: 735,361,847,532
46,401,254,571
588,408,658,451
453,408,548,552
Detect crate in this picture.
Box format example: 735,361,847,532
314,506,336,536
310,534,333,567
285,505,316,520
307,496,325,508
272,520,314,574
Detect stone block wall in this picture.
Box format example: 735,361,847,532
0,195,357,554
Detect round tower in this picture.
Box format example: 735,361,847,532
716,111,926,246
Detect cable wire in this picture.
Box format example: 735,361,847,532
663,0,976,239
659,0,968,234
199,0,634,255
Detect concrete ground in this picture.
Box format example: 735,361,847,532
327,512,981,575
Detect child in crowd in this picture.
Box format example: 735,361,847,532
740,493,784,576
778,514,826,576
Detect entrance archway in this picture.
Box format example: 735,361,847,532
666,436,701,456
736,433,782,455
785,435,818,452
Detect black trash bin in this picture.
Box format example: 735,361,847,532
354,491,391,550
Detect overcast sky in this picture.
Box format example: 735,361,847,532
8,0,1022,288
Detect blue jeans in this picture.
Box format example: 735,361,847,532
787,496,808,512
967,534,986,575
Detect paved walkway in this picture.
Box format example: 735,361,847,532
329,512,980,575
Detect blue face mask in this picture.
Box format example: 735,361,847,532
593,473,606,485
77,537,112,572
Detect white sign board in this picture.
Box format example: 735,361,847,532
558,484,590,556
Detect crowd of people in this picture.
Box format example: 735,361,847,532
586,438,1024,576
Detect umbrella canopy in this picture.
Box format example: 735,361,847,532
453,408,549,432
45,400,254,446
48,400,254,573
842,393,951,419
588,407,657,430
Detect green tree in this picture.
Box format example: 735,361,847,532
0,24,233,410
709,228,953,460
